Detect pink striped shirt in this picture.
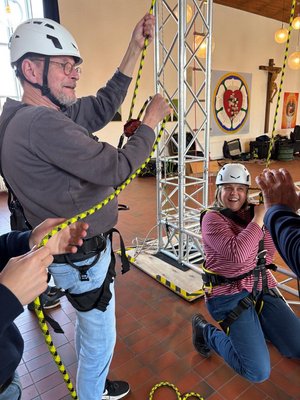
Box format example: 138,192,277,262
201,208,277,298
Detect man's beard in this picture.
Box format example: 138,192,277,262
55,92,77,107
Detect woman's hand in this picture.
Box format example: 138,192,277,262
252,204,265,227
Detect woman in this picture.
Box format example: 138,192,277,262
192,163,300,383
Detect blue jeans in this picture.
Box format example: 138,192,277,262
205,290,300,382
0,373,21,400
49,240,116,400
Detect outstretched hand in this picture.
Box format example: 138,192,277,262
119,13,155,77
255,168,300,212
29,218,89,255
131,13,155,50
142,94,171,130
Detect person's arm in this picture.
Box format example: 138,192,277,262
255,168,300,212
29,218,89,255
32,96,170,188
264,205,300,277
66,14,155,131
0,282,24,337
0,219,88,272
0,218,88,307
0,231,31,271
0,247,51,306
118,13,155,77
255,168,300,276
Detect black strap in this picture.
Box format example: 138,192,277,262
202,269,254,286
106,227,130,274
64,228,130,313
203,263,276,288
29,296,64,334
219,294,254,334
200,205,255,229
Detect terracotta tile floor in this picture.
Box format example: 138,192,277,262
1,157,300,400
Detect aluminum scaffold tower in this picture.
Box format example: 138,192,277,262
154,0,213,273
128,0,213,299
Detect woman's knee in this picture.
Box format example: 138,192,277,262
243,364,271,383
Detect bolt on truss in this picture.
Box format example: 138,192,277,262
154,0,213,271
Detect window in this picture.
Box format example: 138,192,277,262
0,0,43,112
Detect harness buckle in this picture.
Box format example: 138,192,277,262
79,271,90,281
256,249,267,259
240,295,253,308
256,249,267,266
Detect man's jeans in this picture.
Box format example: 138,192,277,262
205,290,300,382
49,239,115,400
0,373,21,400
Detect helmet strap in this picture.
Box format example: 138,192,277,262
18,55,66,111
40,56,66,110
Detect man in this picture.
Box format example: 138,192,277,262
0,218,88,400
0,14,170,400
256,168,300,277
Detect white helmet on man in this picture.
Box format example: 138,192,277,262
9,18,82,65
216,163,251,186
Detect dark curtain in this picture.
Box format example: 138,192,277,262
43,0,60,22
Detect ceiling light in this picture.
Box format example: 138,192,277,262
174,4,193,24
292,16,300,29
288,51,300,69
274,27,289,43
194,33,215,59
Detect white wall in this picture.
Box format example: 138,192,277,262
211,4,300,158
59,1,300,159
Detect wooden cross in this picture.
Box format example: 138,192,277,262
259,59,282,133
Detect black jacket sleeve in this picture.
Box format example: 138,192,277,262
0,231,31,272
264,205,300,278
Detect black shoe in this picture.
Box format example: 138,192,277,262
192,313,211,358
46,285,65,299
102,379,130,399
27,286,63,311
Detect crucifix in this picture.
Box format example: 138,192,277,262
259,59,282,133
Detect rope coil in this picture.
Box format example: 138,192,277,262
148,381,205,400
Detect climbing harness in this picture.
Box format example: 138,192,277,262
148,381,204,400
200,206,279,335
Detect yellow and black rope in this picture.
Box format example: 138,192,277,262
148,381,205,399
128,0,156,121
266,0,296,168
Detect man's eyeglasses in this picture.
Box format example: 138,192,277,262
49,60,81,76
32,59,81,76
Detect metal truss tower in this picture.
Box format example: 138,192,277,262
154,0,213,272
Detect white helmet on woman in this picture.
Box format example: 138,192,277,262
9,18,82,64
216,163,251,186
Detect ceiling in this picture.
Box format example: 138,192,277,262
214,0,295,23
